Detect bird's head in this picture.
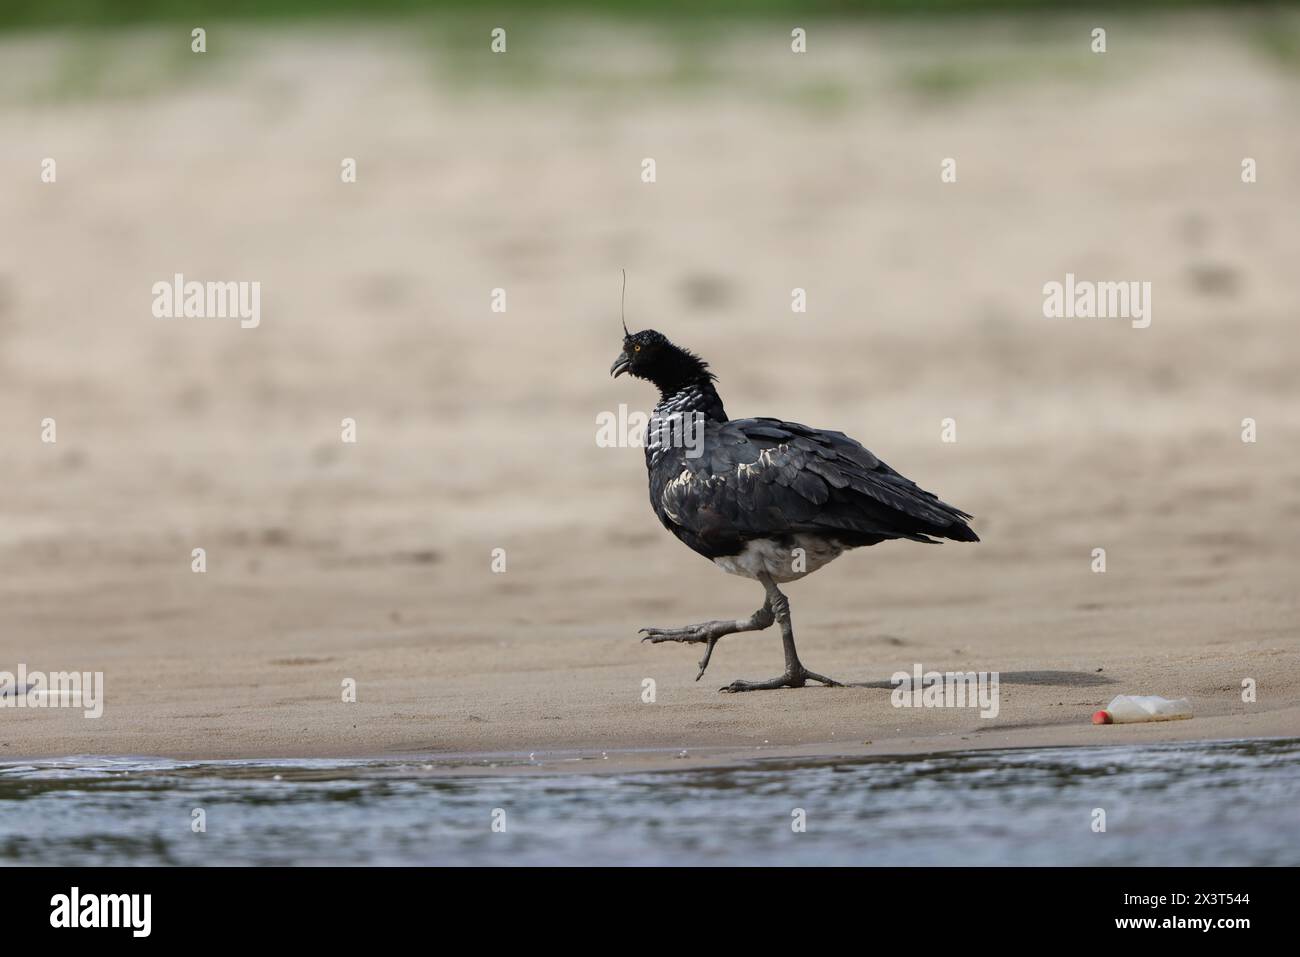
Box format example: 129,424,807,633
610,328,714,394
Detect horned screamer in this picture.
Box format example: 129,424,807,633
611,327,978,692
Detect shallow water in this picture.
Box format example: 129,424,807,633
1,738,1297,866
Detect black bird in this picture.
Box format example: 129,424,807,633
611,328,979,692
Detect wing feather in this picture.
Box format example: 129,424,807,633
651,415,978,556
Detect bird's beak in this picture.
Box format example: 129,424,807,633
610,351,631,378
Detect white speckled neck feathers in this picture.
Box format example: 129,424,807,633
653,382,727,424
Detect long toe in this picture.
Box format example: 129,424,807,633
719,668,841,692
719,673,805,693
802,669,843,687
639,625,707,644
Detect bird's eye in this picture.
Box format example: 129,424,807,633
634,345,641,352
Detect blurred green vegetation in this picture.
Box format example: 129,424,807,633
5,0,1296,107
1250,17,1300,68
1,0,1291,31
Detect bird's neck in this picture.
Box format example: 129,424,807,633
654,380,728,423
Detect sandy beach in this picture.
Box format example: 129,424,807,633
1,12,1298,769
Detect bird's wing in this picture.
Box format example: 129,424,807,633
658,417,977,551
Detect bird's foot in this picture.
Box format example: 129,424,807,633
638,623,721,644
719,667,842,693
640,621,739,681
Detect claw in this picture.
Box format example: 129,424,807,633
693,637,719,681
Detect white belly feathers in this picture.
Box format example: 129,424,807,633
711,534,846,583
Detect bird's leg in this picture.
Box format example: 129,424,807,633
640,601,775,681
719,575,842,693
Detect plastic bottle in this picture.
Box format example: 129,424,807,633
1092,694,1192,725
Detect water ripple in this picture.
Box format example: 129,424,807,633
1,738,1297,866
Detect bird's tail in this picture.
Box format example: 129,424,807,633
942,520,980,543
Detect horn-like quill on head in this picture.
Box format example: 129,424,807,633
621,269,629,336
